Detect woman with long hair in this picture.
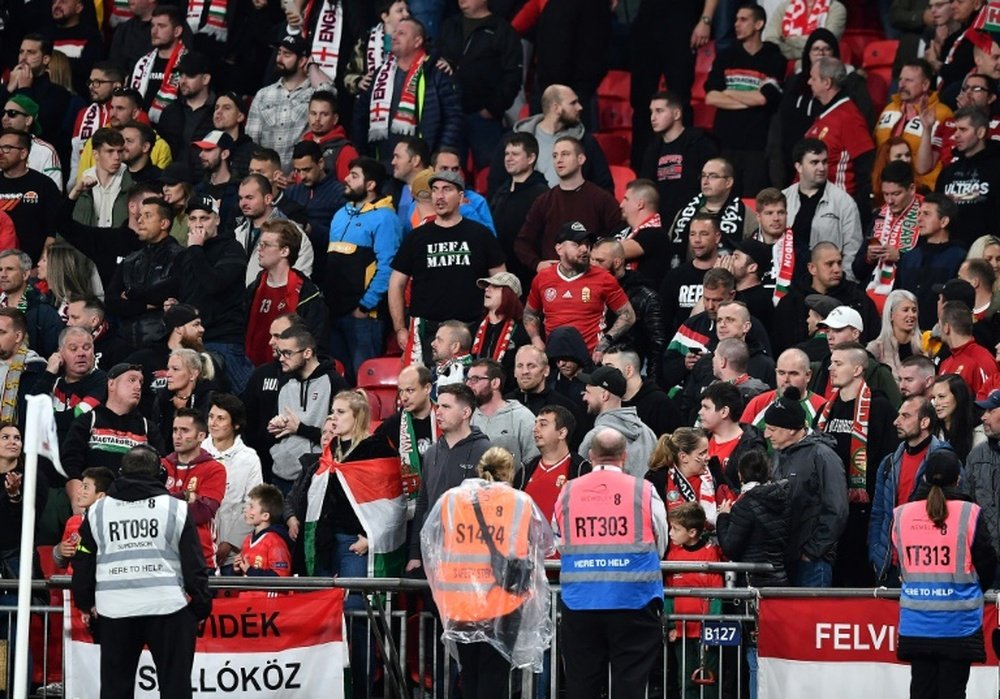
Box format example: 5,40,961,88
473,273,530,392
867,289,923,380
202,393,263,574
646,427,718,527
151,348,216,441
967,235,1000,292
37,241,104,321
872,137,915,207
931,374,985,462
893,449,996,698
284,389,404,699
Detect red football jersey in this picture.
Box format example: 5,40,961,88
805,96,875,195
526,265,629,351
241,528,292,577
163,454,227,568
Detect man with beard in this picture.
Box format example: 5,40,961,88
0,249,63,357
935,106,1000,247
246,35,333,169
375,364,436,513
0,308,47,425
659,213,722,333
129,6,188,123
429,320,473,394
234,175,314,285
69,62,124,187
120,121,162,184
524,221,634,362
326,157,401,381
44,0,104,100
301,90,359,182
669,157,759,253
467,358,538,466
504,344,587,447
773,242,881,355
158,52,216,180
192,131,238,232
814,343,899,587
0,129,61,265
76,88,173,182
286,140,347,273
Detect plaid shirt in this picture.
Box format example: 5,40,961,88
245,77,331,168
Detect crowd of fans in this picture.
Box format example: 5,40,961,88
2,0,1000,692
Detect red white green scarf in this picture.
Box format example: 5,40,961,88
131,41,186,123
472,318,516,362
618,213,661,272
816,382,871,504
302,0,343,82
244,271,304,360
866,194,922,308
368,51,428,142
109,0,131,26
771,229,796,306
782,0,831,37
186,0,228,41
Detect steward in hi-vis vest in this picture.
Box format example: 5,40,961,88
553,427,668,699
73,445,212,699
891,449,996,698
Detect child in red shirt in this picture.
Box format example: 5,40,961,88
666,502,724,699
54,467,114,571
233,484,292,578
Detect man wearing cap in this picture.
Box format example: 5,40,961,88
809,305,903,407
797,293,841,361
895,193,967,330
158,51,216,180
467,358,538,466
172,196,251,392
326,156,401,381
729,236,775,329
389,169,505,366
815,342,900,586
773,241,880,356
61,363,166,479
741,348,828,431
0,128,61,265
246,35,333,170
192,130,238,231
213,93,254,179
285,140,347,274
515,136,621,274
130,6,188,123
577,366,657,479
71,127,132,228
939,300,998,398
765,386,849,587
524,221,634,363
591,238,666,384
1,94,62,190
965,388,1000,567
615,178,672,293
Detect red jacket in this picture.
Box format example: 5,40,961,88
666,540,724,638
162,449,226,569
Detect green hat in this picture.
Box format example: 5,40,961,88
5,95,41,136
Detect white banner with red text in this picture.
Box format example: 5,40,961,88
758,597,999,699
64,589,347,698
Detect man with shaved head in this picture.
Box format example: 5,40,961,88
741,348,827,431
814,342,900,587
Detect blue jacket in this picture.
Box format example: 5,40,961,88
403,189,497,236
868,436,952,582
324,196,402,317
353,60,463,157
895,239,967,330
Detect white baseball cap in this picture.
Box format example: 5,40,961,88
818,306,864,331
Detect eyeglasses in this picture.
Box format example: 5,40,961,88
700,172,728,180
465,375,490,383
277,348,305,358
960,85,989,93
0,145,25,154
2,110,27,119
87,78,117,86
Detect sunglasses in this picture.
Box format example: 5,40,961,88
2,110,28,119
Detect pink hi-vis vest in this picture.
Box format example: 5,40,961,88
892,499,983,639
555,468,662,610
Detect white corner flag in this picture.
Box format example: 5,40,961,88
26,394,67,479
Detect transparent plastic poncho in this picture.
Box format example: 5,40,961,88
421,478,554,672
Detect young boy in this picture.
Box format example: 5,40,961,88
54,467,114,570
233,484,292,577
666,502,724,699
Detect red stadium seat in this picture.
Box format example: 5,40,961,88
841,29,884,67
597,69,633,135
866,71,891,112
742,197,757,213
597,69,631,102
474,167,490,194
357,357,402,388
366,386,399,419
610,165,636,202
862,40,899,71
594,133,631,166
692,101,716,130
691,42,717,102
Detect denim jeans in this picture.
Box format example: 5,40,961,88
330,314,384,385
204,341,253,395
747,646,758,699
316,533,371,699
792,559,833,588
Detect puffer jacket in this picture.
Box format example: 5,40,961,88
716,479,791,587
772,431,849,564
964,437,1000,566
868,436,953,582
612,271,666,384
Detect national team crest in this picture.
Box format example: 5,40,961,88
544,287,557,302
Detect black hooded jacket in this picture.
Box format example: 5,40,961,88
716,479,791,587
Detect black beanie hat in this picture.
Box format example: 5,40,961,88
763,387,807,430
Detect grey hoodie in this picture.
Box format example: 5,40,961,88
472,399,539,467
578,407,658,479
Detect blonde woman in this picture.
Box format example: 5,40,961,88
151,348,216,440
38,241,104,321
967,235,1000,292
867,289,923,381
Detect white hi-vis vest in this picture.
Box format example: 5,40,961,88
89,494,189,618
